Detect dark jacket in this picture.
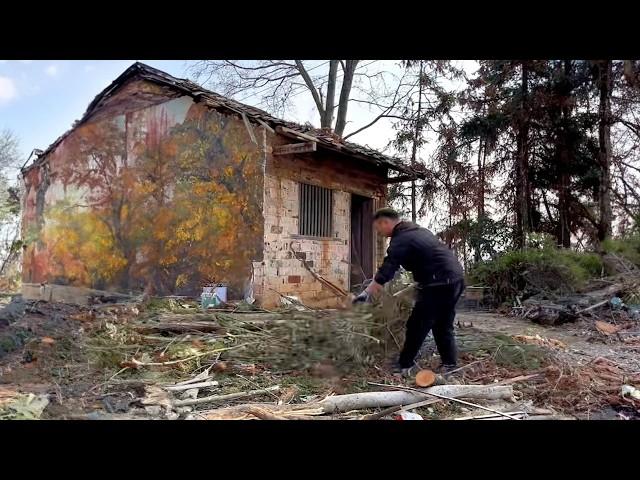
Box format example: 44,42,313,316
374,221,464,286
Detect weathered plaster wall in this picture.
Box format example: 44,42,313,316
255,141,388,308
22,80,265,298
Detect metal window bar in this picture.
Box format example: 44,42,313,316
299,183,333,237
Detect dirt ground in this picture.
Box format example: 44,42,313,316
0,296,639,420
458,311,640,374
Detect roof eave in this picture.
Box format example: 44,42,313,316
23,62,422,180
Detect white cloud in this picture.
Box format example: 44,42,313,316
19,60,33,64
45,65,59,77
0,76,17,104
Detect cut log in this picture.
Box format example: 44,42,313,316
415,370,437,388
319,385,513,414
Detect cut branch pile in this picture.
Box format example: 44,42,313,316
6,291,637,420
512,274,640,330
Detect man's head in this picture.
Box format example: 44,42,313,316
373,207,401,237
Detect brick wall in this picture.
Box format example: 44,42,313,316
254,136,388,308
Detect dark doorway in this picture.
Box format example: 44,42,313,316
350,194,374,291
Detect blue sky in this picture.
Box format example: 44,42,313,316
0,59,474,187
0,60,414,176
0,60,194,164
0,59,475,231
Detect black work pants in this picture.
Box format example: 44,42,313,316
398,279,464,368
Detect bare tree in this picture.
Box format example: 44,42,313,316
595,60,613,242
189,60,407,138
0,129,21,284
0,129,20,171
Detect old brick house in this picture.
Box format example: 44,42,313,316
20,63,420,307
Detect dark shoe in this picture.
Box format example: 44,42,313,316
435,363,458,374
390,361,418,378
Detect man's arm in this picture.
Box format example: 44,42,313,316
364,241,404,296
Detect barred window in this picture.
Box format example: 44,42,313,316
299,183,333,237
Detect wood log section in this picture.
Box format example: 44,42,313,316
318,384,514,414
415,370,437,387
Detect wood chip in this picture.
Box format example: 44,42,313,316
595,320,622,335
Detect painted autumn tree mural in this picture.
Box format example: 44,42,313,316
25,97,264,297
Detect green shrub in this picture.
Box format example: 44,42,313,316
602,235,640,268
469,245,604,305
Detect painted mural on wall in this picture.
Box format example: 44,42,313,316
22,96,264,297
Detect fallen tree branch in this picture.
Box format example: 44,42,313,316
131,344,248,367
195,402,327,420
450,406,555,420
174,385,281,407
452,411,527,420
237,405,287,420
576,299,609,315
133,321,222,334
443,359,485,375
392,283,417,298
169,367,213,387
366,382,521,420
524,415,576,420
290,244,348,297
164,381,220,392
362,397,442,420
319,384,514,414
494,373,542,385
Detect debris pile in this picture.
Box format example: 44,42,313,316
0,387,49,420
511,274,640,333
0,289,638,420
527,357,640,416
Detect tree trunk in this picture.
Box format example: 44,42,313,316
295,60,326,127
514,62,530,249
597,60,613,242
557,60,573,248
410,61,424,223
334,60,359,136
477,138,485,219
322,60,339,128
541,189,555,224
462,212,469,270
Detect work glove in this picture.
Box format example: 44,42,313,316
352,291,371,304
